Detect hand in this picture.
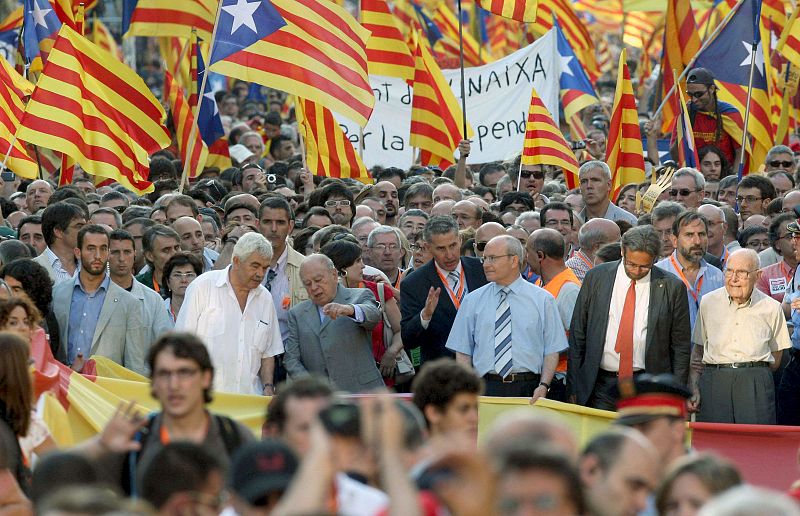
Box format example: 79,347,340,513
299,169,314,186
567,394,577,404
99,401,147,454
377,280,400,300
322,302,354,320
421,286,441,321
457,139,471,159
645,115,661,137
585,138,604,159
379,350,398,377
687,391,700,413
71,353,85,372
263,384,275,396
206,237,222,252
253,171,268,191
361,395,404,455
791,298,800,311
532,192,548,210
224,224,254,242
530,385,548,405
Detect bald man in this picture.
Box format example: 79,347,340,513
473,222,505,258
433,183,462,204
565,218,621,281
452,200,482,230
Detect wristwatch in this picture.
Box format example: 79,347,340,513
538,381,550,392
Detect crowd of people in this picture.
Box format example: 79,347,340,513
0,65,799,513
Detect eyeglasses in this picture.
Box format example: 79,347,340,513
170,272,197,280
736,195,762,204
112,205,127,214
474,241,488,252
371,243,400,252
480,254,513,264
623,259,653,271
768,160,794,169
685,89,709,99
724,269,756,279
409,244,422,252
520,170,545,180
669,188,700,197
324,200,351,207
153,367,201,382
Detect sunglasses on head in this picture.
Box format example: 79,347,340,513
520,170,544,180
669,188,698,197
769,160,793,169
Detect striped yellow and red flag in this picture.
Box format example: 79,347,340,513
488,16,521,58
659,0,701,133
777,6,800,71
296,98,370,182
210,0,374,128
605,48,645,196
623,11,661,49
52,0,98,30
528,0,598,81
17,25,171,194
596,33,612,75
124,0,216,40
521,85,580,187
0,57,38,179
205,139,232,170
164,70,207,179
362,0,415,80
91,17,123,62
478,0,537,22
408,30,472,170
0,6,22,32
431,2,483,66
159,37,191,92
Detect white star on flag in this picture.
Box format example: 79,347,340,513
204,91,219,115
560,54,574,77
739,40,764,76
32,1,52,28
221,0,260,34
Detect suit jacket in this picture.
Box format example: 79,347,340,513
52,275,148,374
285,246,310,309
32,251,55,282
284,285,383,392
400,257,488,364
567,261,692,405
130,280,173,348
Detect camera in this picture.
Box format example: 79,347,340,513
1,171,15,182
570,140,587,151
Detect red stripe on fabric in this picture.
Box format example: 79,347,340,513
130,8,213,32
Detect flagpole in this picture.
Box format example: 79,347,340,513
737,37,759,180
456,0,468,138
356,0,365,160
771,5,799,62
179,11,224,193
651,0,745,122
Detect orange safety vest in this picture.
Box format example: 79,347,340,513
538,268,581,373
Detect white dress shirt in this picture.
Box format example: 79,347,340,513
175,267,283,394
601,262,650,372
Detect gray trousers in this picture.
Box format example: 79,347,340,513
698,366,776,424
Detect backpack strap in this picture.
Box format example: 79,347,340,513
124,412,158,498
215,414,243,457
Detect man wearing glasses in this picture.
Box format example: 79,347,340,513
763,144,796,175
318,182,355,228
736,174,775,222
689,248,790,424
681,68,743,174
446,235,566,400
568,225,691,410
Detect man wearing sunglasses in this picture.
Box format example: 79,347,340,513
680,68,743,174
764,144,796,175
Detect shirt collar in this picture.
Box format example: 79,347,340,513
495,276,524,295
272,245,289,272
616,260,651,284
75,274,110,295
434,259,462,278
670,251,708,272
45,247,60,266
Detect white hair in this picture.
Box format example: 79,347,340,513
579,160,611,181
232,232,272,261
674,167,706,190
698,486,800,516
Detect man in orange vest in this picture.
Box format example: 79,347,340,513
527,228,581,401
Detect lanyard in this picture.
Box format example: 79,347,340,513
720,246,729,268
670,256,704,306
436,266,465,310
160,414,209,445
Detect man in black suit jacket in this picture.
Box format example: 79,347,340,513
401,216,488,366
568,225,691,410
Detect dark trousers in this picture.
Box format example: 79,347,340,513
587,373,619,411
484,374,540,397
698,366,775,424
777,349,800,426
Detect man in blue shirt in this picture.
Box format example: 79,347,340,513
655,211,724,328
446,235,567,401
52,225,147,373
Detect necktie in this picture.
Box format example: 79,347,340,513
265,269,277,291
448,271,462,300
494,287,513,378
615,279,636,379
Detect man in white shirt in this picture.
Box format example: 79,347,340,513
176,232,283,395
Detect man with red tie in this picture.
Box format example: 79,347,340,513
568,225,692,410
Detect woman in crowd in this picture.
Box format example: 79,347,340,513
161,252,203,323
656,454,742,516
738,225,770,253
321,237,404,387
0,297,41,341
698,145,730,181
0,260,60,354
616,183,638,215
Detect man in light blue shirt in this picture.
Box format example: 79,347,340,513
447,235,566,402
655,211,724,328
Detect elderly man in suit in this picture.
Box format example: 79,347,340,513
400,216,488,366
568,225,692,410
52,225,147,374
284,254,383,392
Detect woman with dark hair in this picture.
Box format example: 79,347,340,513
656,454,742,516
615,183,638,215
161,252,203,323
698,145,730,180
0,259,60,357
0,297,41,341
320,238,404,387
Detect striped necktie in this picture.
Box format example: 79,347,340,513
448,271,462,300
494,287,513,378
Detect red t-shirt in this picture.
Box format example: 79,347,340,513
363,280,395,387
756,260,794,303
692,111,739,165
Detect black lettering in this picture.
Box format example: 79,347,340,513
381,125,389,151
390,135,404,151
467,75,481,97
531,54,546,82
491,122,506,140
504,65,511,86
515,57,530,84
401,84,412,105
476,125,489,151
486,71,502,92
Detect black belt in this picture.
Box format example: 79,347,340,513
598,369,645,378
484,372,539,383
706,361,770,369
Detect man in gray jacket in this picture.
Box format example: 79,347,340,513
284,254,383,392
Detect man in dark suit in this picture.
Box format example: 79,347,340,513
401,216,488,366
568,225,691,410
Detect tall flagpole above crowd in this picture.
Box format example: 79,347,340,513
456,0,468,139
179,8,225,193
736,0,762,179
